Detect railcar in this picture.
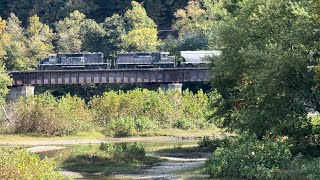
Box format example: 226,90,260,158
38,52,109,70
115,52,175,68
180,50,221,67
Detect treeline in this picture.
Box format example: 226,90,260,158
0,0,188,29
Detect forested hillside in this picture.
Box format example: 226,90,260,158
0,0,188,30
0,0,217,71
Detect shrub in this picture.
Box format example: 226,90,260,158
107,117,137,137
10,94,93,136
99,142,115,153
0,147,66,179
198,136,232,150
100,142,146,161
206,134,292,179
275,155,320,180
135,116,158,131
173,118,194,130
72,144,92,156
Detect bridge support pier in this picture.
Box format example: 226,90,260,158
160,83,183,93
7,85,35,102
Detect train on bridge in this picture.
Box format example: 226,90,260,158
37,51,221,70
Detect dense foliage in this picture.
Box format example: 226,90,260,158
0,147,66,179
206,0,320,140
10,94,93,136
206,135,292,179
3,89,214,136
89,89,212,135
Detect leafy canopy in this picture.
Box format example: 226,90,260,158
209,0,319,138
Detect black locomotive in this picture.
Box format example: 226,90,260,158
37,51,221,70
37,52,109,70
116,52,175,68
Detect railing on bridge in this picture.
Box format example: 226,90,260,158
9,68,208,86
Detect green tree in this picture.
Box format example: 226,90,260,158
173,0,206,36
0,13,30,70
124,28,159,52
0,17,5,35
101,14,127,58
124,1,156,29
209,0,319,139
123,1,160,52
0,66,12,100
56,10,87,52
80,19,106,53
26,15,54,68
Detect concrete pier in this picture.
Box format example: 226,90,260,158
7,85,35,101
160,83,183,93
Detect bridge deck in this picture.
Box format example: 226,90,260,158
9,68,208,86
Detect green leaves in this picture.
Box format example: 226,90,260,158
209,0,319,138
0,147,66,179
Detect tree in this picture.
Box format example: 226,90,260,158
26,15,54,67
209,0,319,139
124,28,159,52
80,19,106,53
0,17,5,35
101,14,126,58
123,1,160,52
173,0,206,36
124,1,156,30
0,13,30,70
0,66,12,100
56,10,87,52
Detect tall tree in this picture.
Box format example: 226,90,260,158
101,14,127,58
173,0,206,36
80,19,106,53
124,1,156,29
124,28,159,52
123,1,160,52
0,13,30,70
56,10,87,52
209,0,319,139
26,15,54,67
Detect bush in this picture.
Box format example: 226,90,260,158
206,134,292,179
99,142,115,153
275,155,320,180
173,118,194,130
72,144,92,156
198,136,232,150
9,94,94,136
135,116,158,132
0,147,66,179
107,117,137,137
100,142,146,161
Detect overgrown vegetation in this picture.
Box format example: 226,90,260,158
90,89,213,137
0,147,66,179
9,93,94,136
206,135,292,179
2,89,215,137
53,142,159,175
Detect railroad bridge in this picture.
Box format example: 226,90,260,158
7,68,209,100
